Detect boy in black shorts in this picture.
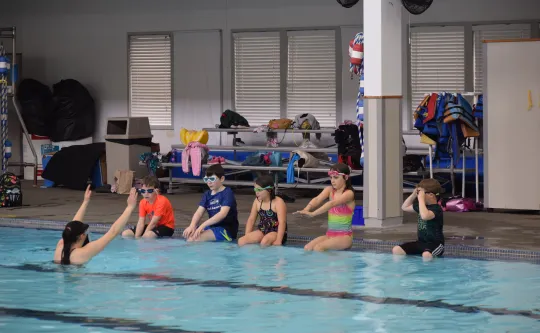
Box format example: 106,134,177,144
393,179,444,260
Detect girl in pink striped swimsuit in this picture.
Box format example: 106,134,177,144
294,163,355,252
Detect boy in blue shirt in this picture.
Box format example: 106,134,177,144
183,164,239,242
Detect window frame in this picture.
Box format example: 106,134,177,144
404,20,539,132
231,27,342,127
472,23,532,94
232,31,282,126
127,32,174,130
409,25,466,116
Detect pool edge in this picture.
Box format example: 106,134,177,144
2,217,540,263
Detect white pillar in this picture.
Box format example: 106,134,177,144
363,0,404,228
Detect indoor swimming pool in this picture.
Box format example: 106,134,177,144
0,226,539,333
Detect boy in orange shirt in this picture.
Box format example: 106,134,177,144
122,176,175,239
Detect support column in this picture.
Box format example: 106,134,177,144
363,0,404,228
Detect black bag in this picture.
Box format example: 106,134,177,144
16,79,53,136
334,124,362,169
50,79,96,142
0,172,22,208
403,155,425,173
219,110,250,128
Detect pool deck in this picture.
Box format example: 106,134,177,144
1,181,540,261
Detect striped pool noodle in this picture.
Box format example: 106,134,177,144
350,32,365,166
0,45,7,173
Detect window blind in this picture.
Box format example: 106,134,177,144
286,30,336,127
473,24,531,93
233,32,281,126
410,27,465,114
128,34,172,128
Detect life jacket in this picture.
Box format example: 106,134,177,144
414,92,480,167
473,94,483,119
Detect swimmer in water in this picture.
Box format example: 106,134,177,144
53,186,138,265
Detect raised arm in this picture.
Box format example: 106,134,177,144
73,185,92,222
401,188,418,213
308,189,354,217
417,190,435,220
73,188,138,264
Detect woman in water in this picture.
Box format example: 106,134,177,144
294,163,355,252
53,185,138,265
238,175,287,247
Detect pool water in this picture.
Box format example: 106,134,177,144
1,226,540,333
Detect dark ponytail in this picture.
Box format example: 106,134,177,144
61,229,76,265
60,221,89,265
255,175,276,200
330,163,353,191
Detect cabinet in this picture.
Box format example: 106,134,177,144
484,39,540,210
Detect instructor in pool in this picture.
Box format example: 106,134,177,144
53,185,138,265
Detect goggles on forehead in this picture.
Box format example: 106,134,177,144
254,186,273,193
203,176,218,183
328,170,349,180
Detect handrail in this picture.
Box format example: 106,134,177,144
1,26,38,186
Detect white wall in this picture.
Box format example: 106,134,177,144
0,0,538,152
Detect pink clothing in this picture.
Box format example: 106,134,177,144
182,142,209,177
326,230,353,237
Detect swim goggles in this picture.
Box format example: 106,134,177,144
203,176,218,183
254,186,273,193
328,170,349,180
138,189,155,194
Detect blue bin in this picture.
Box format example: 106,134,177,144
352,206,364,226
42,155,55,188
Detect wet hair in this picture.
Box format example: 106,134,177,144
206,164,225,179
142,175,160,189
255,175,276,200
329,163,353,191
61,221,89,265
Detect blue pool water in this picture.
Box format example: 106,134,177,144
1,226,540,333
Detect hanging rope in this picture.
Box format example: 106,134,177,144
0,44,10,174
349,32,364,166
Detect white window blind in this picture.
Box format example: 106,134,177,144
410,27,465,114
287,30,336,127
233,32,281,126
473,24,531,93
128,34,172,128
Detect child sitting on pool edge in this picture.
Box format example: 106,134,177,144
238,174,287,247
122,176,175,239
294,163,355,252
393,178,444,259
183,164,239,242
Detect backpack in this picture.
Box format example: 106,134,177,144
334,124,362,170
219,110,250,128
0,172,22,208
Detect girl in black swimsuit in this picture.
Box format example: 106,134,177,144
238,175,287,247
